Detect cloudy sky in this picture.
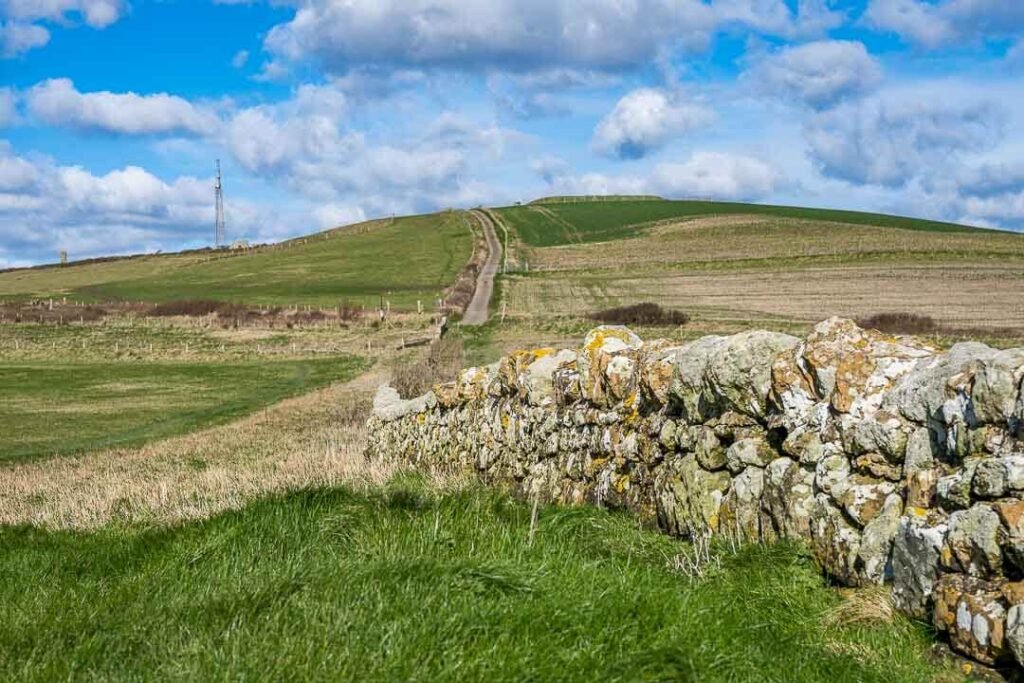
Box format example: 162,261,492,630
1,0,1023,267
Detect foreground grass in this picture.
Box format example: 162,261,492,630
0,213,473,309
0,482,962,682
0,355,369,462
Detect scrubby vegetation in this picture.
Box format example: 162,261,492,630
857,312,939,335
590,302,690,327
390,337,465,398
0,481,965,682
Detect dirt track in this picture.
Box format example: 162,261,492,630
462,210,502,325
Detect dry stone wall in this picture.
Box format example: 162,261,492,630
365,318,1024,669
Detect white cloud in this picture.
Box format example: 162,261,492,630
2,0,126,27
231,49,249,69
804,89,1004,187
0,88,16,126
593,88,716,160
550,151,776,201
742,41,882,110
715,0,845,38
864,0,1024,47
0,20,49,57
25,78,220,136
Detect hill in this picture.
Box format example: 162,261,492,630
0,212,475,310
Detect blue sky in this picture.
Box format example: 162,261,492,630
1,0,1023,266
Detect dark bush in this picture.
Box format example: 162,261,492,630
590,302,690,327
391,337,465,398
338,301,362,322
857,312,938,335
148,300,224,317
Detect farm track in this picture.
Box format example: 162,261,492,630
462,210,502,325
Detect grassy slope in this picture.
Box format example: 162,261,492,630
0,213,474,309
0,355,369,462
0,482,962,682
496,199,980,247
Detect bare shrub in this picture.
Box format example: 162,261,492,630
337,301,362,322
590,302,690,327
148,300,224,317
857,312,938,335
391,337,465,398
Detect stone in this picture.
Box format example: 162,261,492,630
892,510,948,618
932,574,1012,665
702,330,800,421
658,420,678,451
842,410,910,460
1008,603,1024,668
852,451,902,482
760,457,814,541
640,344,685,406
725,436,775,474
372,385,437,421
809,494,862,585
782,429,826,465
694,427,728,471
973,455,1024,499
857,493,903,584
720,467,764,543
579,326,643,407
655,455,730,537
671,335,727,422
937,457,982,512
944,504,1003,577
815,454,852,499
994,500,1024,576
971,349,1024,426
839,475,898,527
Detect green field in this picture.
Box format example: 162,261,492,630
0,355,369,462
0,213,474,309
496,199,980,247
0,481,963,682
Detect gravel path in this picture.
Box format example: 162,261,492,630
462,210,502,325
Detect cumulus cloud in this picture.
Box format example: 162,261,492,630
593,88,716,160
742,41,882,110
231,50,249,69
0,88,16,126
0,20,49,56
0,0,125,57
550,151,776,200
864,0,1024,48
25,79,220,136
715,0,845,39
804,91,1004,187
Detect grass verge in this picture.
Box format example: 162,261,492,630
0,481,965,682
0,355,369,462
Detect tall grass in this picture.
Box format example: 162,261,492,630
0,481,963,682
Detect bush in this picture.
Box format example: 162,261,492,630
391,337,465,398
590,303,690,327
338,301,362,322
857,312,938,335
148,300,224,317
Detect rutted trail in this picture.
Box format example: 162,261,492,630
462,210,502,325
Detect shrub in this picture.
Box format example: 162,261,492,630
590,302,690,327
391,337,465,398
148,300,224,317
337,301,362,322
857,312,938,335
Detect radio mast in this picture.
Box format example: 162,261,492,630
214,159,225,248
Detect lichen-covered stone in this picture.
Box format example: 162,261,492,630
720,466,764,543
944,504,1003,577
694,427,727,471
932,574,1012,666
809,494,862,585
725,436,775,474
972,455,1024,499
892,510,948,618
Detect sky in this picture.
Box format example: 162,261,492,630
1,0,1023,267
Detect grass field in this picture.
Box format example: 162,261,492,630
0,213,474,309
0,355,368,462
0,481,966,682
495,199,979,247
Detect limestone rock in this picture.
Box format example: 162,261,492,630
694,427,728,471
892,510,948,618
932,574,1012,665
703,330,799,421
840,475,898,527
579,326,643,407
720,467,764,543
760,457,814,541
937,457,982,512
973,455,1024,499
994,500,1024,576
810,494,862,585
725,436,776,474
944,504,1003,577
671,335,726,422
815,454,852,499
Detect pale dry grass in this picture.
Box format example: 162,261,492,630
823,585,895,627
528,215,1024,272
0,368,464,530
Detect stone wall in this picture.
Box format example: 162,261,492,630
365,318,1024,669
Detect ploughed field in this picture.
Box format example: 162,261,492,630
0,481,968,682
0,212,474,309
493,200,1024,339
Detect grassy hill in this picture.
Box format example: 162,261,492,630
0,481,965,682
496,199,979,247
0,212,475,309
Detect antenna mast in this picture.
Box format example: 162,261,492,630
214,159,225,248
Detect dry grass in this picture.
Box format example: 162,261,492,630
0,368,464,530
823,586,896,628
